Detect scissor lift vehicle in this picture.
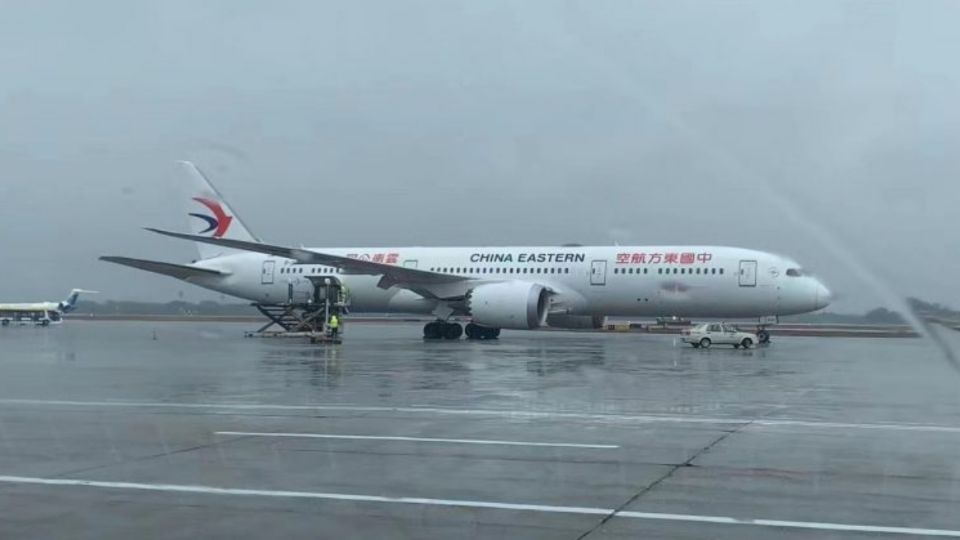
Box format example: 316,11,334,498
244,276,348,343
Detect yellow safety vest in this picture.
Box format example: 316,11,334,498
329,316,340,329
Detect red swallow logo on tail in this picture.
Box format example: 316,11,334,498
189,197,233,237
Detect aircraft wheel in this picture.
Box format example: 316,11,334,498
699,338,711,349
741,338,753,349
465,323,480,340
443,323,463,340
757,330,770,344
423,322,443,340
480,326,500,340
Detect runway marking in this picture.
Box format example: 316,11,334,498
0,475,958,537
215,431,619,449
3,399,960,434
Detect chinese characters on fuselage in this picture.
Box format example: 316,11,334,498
346,252,400,264
615,252,713,265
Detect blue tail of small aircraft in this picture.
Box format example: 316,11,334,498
59,289,98,313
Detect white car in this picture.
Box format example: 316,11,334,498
682,323,758,349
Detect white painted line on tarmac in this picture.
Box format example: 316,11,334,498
3,399,960,434
0,475,958,537
752,419,960,433
215,431,619,449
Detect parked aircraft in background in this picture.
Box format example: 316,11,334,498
0,289,97,326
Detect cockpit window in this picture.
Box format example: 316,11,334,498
786,268,803,277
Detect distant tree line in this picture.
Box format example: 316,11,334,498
907,298,960,320
785,298,960,325
70,300,259,316
783,308,906,324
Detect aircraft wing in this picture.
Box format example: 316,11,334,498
99,256,227,281
144,229,470,297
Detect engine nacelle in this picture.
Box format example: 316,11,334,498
467,281,550,330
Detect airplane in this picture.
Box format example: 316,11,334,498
0,289,98,327
101,161,831,342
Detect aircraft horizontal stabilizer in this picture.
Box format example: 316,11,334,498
143,228,467,290
99,256,227,281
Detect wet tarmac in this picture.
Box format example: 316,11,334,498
1,321,960,539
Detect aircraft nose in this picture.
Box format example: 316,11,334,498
814,280,832,310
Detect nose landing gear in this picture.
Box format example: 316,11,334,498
754,315,777,345
756,329,771,344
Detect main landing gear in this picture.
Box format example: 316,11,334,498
465,323,500,340
422,321,501,340
423,321,463,340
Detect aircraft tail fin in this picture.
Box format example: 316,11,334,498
60,289,98,313
179,160,259,260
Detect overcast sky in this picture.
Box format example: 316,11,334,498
0,1,957,311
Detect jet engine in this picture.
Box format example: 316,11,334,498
466,281,551,329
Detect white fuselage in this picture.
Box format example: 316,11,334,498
186,245,830,319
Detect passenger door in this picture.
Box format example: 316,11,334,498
739,260,757,287
590,260,607,286
261,260,275,285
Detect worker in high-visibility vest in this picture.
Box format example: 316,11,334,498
328,314,340,338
